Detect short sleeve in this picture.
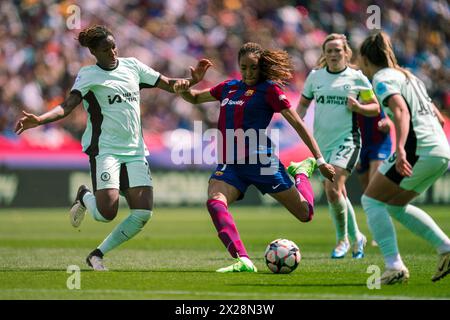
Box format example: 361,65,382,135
133,58,160,88
209,80,228,100
373,73,402,106
70,69,92,97
266,84,291,112
301,70,315,100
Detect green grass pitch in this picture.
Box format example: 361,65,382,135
0,205,449,300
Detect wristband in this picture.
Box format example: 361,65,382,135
316,157,326,166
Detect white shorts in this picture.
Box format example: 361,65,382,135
319,142,360,181
378,154,448,193
89,154,153,192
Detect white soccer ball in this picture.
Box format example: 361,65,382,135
264,238,301,274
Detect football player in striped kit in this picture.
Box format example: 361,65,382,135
174,42,335,273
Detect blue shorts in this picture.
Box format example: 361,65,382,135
210,157,293,200
357,144,392,174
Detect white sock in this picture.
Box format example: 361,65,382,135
328,196,348,243
346,197,361,243
82,192,110,222
437,241,450,255
387,204,450,254
385,254,405,270
361,195,400,260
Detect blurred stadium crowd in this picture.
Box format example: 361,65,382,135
0,0,448,146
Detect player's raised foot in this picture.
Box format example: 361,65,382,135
380,267,409,285
331,240,350,259
287,157,317,178
431,252,450,282
86,249,108,271
352,234,367,259
69,185,91,228
216,257,257,273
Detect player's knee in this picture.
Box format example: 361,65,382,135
360,194,370,209
299,215,311,223
361,194,382,212
97,207,118,221
324,183,341,201
296,203,312,223
326,189,340,202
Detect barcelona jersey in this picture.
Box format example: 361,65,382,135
357,109,391,147
209,79,290,164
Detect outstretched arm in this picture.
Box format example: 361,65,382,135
156,59,213,93
15,91,82,135
173,80,217,104
281,108,335,181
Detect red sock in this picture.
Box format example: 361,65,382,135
206,199,248,259
295,174,315,221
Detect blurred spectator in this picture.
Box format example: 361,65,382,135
1,0,448,145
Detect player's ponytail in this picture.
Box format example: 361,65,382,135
360,31,412,78
77,25,113,49
238,42,293,86
316,33,353,69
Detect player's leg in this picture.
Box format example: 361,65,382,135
356,147,371,191
272,157,316,222
342,185,367,259
383,156,450,282
367,159,384,247
86,157,153,271
270,187,310,222
347,158,384,256
95,186,153,257
362,172,409,284
82,188,120,271
314,143,360,258
70,155,121,227
357,171,369,191
324,166,351,258
207,168,257,273
360,155,450,283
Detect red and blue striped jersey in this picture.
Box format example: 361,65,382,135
210,79,291,164
357,108,391,147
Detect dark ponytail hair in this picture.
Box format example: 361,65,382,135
360,31,411,78
77,25,113,49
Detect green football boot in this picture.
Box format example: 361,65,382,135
216,257,258,273
287,157,318,178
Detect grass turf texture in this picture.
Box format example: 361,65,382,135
0,206,449,300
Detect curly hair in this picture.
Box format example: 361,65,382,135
77,25,113,49
238,42,293,86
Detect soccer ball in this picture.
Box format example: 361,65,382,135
264,238,301,274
